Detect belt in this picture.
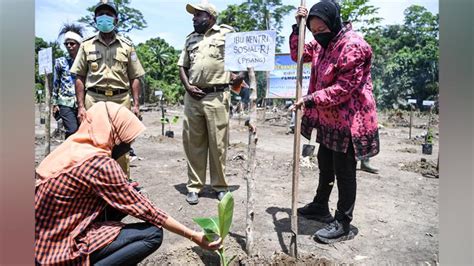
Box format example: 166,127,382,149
88,88,128,96
201,85,229,94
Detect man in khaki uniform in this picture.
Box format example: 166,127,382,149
71,0,145,178
178,2,245,205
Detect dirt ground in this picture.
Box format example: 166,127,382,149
35,104,439,265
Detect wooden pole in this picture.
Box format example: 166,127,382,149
245,67,258,256
44,71,52,156
290,0,306,258
409,104,413,139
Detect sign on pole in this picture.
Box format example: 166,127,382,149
267,54,311,98
422,100,435,106
224,30,276,71
408,99,417,104
38,47,53,75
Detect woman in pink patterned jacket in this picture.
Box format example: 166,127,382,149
290,0,379,244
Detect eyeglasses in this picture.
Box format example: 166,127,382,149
64,42,77,47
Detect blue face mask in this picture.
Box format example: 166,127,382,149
96,15,115,33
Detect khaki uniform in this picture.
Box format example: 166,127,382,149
70,33,145,177
178,24,233,193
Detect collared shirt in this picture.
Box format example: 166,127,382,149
70,33,145,91
35,155,168,265
177,24,234,88
52,55,76,108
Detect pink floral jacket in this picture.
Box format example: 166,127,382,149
289,23,379,159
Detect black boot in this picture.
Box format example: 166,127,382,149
360,159,379,174
297,202,334,223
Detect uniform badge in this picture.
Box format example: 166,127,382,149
91,62,99,71
131,51,137,62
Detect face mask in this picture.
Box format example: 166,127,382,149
111,142,131,159
313,32,336,49
96,15,116,33
193,20,210,34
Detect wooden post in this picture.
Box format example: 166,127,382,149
245,67,258,256
44,70,51,156
290,0,306,258
409,104,413,139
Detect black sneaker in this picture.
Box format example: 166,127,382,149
297,202,334,223
314,220,355,244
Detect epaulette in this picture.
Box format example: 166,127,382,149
118,35,134,46
82,35,95,42
220,24,234,32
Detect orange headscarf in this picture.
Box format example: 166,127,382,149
35,102,145,186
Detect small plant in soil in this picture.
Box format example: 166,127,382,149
193,192,235,266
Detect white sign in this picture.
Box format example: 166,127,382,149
422,100,435,106
38,47,53,75
408,99,417,104
225,30,276,71
154,90,163,97
38,90,43,95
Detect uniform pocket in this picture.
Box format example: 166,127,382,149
208,40,225,59
187,43,199,62
86,54,102,73
113,52,128,74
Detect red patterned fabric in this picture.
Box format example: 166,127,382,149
290,23,379,159
35,155,168,265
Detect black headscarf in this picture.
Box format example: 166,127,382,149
307,0,343,33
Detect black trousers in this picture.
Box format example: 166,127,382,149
313,142,357,224
90,223,163,265
58,105,78,139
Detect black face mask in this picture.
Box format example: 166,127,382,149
111,142,131,160
193,20,210,34
313,32,336,49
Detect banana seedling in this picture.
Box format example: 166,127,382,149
193,192,235,266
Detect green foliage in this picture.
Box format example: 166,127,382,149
135,37,183,103
364,5,439,109
339,0,382,34
193,192,235,266
78,0,147,33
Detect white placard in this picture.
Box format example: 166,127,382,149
408,99,417,104
38,47,53,75
154,90,163,97
225,30,276,71
422,100,435,106
38,90,43,95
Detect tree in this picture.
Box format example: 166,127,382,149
339,0,383,34
135,37,182,103
78,0,147,33
364,5,439,109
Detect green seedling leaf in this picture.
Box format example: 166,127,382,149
218,192,234,241
193,217,220,241
160,118,169,124
171,116,180,124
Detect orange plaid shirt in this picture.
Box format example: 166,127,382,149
35,155,168,265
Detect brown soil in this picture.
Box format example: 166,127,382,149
35,105,439,265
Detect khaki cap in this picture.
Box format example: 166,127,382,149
186,3,218,17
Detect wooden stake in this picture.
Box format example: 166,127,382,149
245,67,258,256
44,71,51,156
290,0,306,258
409,104,413,139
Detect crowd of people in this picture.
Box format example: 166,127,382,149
36,0,379,264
